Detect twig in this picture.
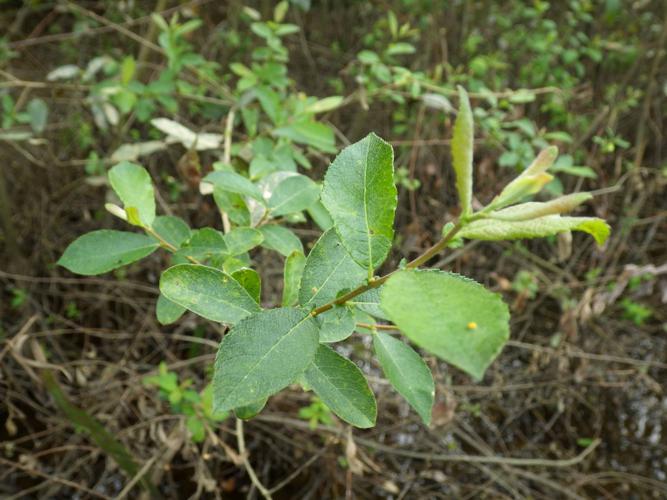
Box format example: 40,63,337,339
236,418,273,499
114,455,157,500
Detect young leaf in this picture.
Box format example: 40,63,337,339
459,215,610,246
231,268,261,304
299,230,367,307
108,162,156,227
381,269,510,380
259,225,303,256
282,251,306,307
58,230,159,276
268,175,321,216
318,306,355,343
27,98,48,133
373,332,434,425
451,86,474,217
320,133,397,272
224,227,264,256
160,264,261,325
488,192,592,221
305,96,344,114
303,344,377,428
156,293,186,325
151,215,191,248
202,171,265,202
213,308,319,411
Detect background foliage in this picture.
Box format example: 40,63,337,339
1,1,665,498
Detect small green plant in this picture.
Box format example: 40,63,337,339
298,396,334,430
143,362,227,442
59,87,609,428
620,298,652,326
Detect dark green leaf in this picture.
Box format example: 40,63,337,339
225,227,264,256
268,175,320,216
318,306,355,343
231,268,261,304
156,293,186,325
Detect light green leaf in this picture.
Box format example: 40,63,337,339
298,230,366,307
381,269,510,380
489,193,592,221
177,228,228,261
373,332,434,425
231,268,261,304
320,133,397,272
268,175,320,216
307,201,333,231
120,56,136,85
303,345,376,428
451,86,474,217
274,120,336,153
224,227,264,256
152,215,191,249
156,293,186,325
160,264,261,325
213,189,251,226
203,171,264,202
27,98,48,133
108,161,156,227
282,251,306,307
305,96,343,114
58,230,159,276
259,225,303,256
318,306,355,343
459,215,610,246
213,308,319,411
255,86,281,125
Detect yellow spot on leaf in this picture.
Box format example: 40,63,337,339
467,322,478,330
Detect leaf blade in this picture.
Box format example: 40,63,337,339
108,162,156,227
451,86,474,217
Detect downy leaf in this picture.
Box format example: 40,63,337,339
303,344,377,428
259,224,304,256
282,251,306,306
151,215,191,248
202,171,265,202
451,86,474,217
58,230,159,276
299,230,366,307
108,162,156,227
224,227,264,256
373,332,434,425
213,308,319,411
488,192,592,221
156,293,186,325
160,264,261,324
381,269,510,380
317,306,355,343
459,215,610,246
231,268,261,303
268,174,320,216
320,133,397,272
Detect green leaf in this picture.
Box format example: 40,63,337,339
203,171,265,202
274,120,336,153
451,86,474,217
27,98,48,133
298,230,366,307
255,86,281,125
213,308,319,411
381,269,510,380
160,264,261,325
259,224,303,256
213,189,251,226
186,416,205,442
268,175,320,216
234,398,268,420
459,215,610,246
58,230,159,276
177,228,228,261
303,345,376,428
224,227,264,256
320,133,397,272
120,56,136,85
373,332,434,425
488,193,592,221
348,287,389,320
282,251,306,307
152,215,191,248
307,200,333,231
318,306,355,343
108,161,156,227
231,268,261,304
156,293,186,325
